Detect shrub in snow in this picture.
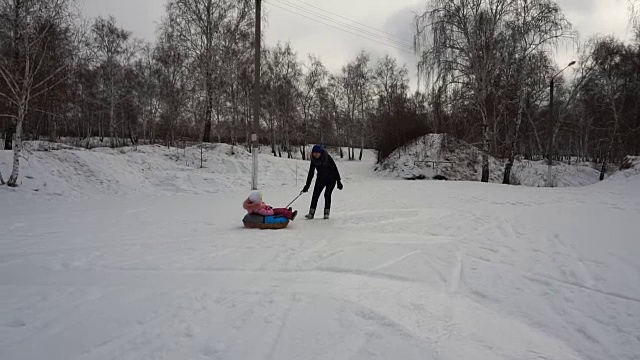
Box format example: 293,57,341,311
509,171,521,186
621,155,636,170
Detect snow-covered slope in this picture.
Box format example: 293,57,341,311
377,134,603,187
0,142,374,200
1,143,639,360
607,155,640,182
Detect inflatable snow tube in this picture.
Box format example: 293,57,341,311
243,213,289,229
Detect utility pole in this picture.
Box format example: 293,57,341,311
547,76,554,186
251,0,261,190
547,60,576,187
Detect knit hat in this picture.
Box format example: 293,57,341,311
248,191,262,203
312,144,323,153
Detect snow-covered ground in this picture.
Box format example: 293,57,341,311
1,146,639,360
377,134,604,187
0,142,374,200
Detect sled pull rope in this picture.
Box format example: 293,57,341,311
285,192,304,208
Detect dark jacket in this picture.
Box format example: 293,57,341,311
305,150,341,186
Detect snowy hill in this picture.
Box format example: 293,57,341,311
0,142,375,200
608,155,640,182
376,134,603,187
1,142,639,360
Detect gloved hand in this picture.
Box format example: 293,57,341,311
302,185,309,193
337,180,343,190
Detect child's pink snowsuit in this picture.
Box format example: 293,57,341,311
243,198,294,219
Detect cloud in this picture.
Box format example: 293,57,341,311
80,0,632,87
82,0,165,41
554,0,631,70
556,0,598,15
263,0,419,74
383,2,423,89
559,0,631,41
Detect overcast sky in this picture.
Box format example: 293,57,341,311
81,0,634,88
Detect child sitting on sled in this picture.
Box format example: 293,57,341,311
243,191,298,220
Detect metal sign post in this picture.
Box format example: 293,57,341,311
251,134,258,190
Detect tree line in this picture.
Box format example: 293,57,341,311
1,0,639,187
0,0,427,186
414,0,640,183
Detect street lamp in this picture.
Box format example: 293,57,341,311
547,60,576,187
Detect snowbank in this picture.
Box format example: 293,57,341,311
615,155,640,177
0,142,376,200
376,134,603,187
31,136,376,162
0,143,300,200
594,155,640,192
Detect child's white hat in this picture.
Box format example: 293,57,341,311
248,191,262,203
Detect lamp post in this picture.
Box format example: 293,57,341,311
547,60,576,187
251,0,261,190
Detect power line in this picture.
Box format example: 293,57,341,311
269,0,413,50
273,0,413,48
291,0,412,44
265,1,414,54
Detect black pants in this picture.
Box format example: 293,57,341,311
310,180,336,210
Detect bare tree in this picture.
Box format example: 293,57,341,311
154,21,190,147
339,51,372,160
166,0,253,143
415,0,510,182
372,55,426,162
134,43,159,145
374,55,409,116
263,42,301,157
220,4,253,149
415,0,576,183
326,74,345,157
354,52,373,161
299,54,327,159
0,0,70,187
90,16,137,148
630,0,640,26
582,37,633,179
340,62,358,160
502,0,573,184
168,0,227,143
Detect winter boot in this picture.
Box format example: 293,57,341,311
291,210,298,221
305,208,315,220
323,209,330,220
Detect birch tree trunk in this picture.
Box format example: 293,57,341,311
8,97,26,187
358,111,364,161
503,109,523,184
600,103,621,180
271,130,276,156
109,100,116,147
481,121,491,182
503,88,526,184
583,124,590,163
203,64,213,142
